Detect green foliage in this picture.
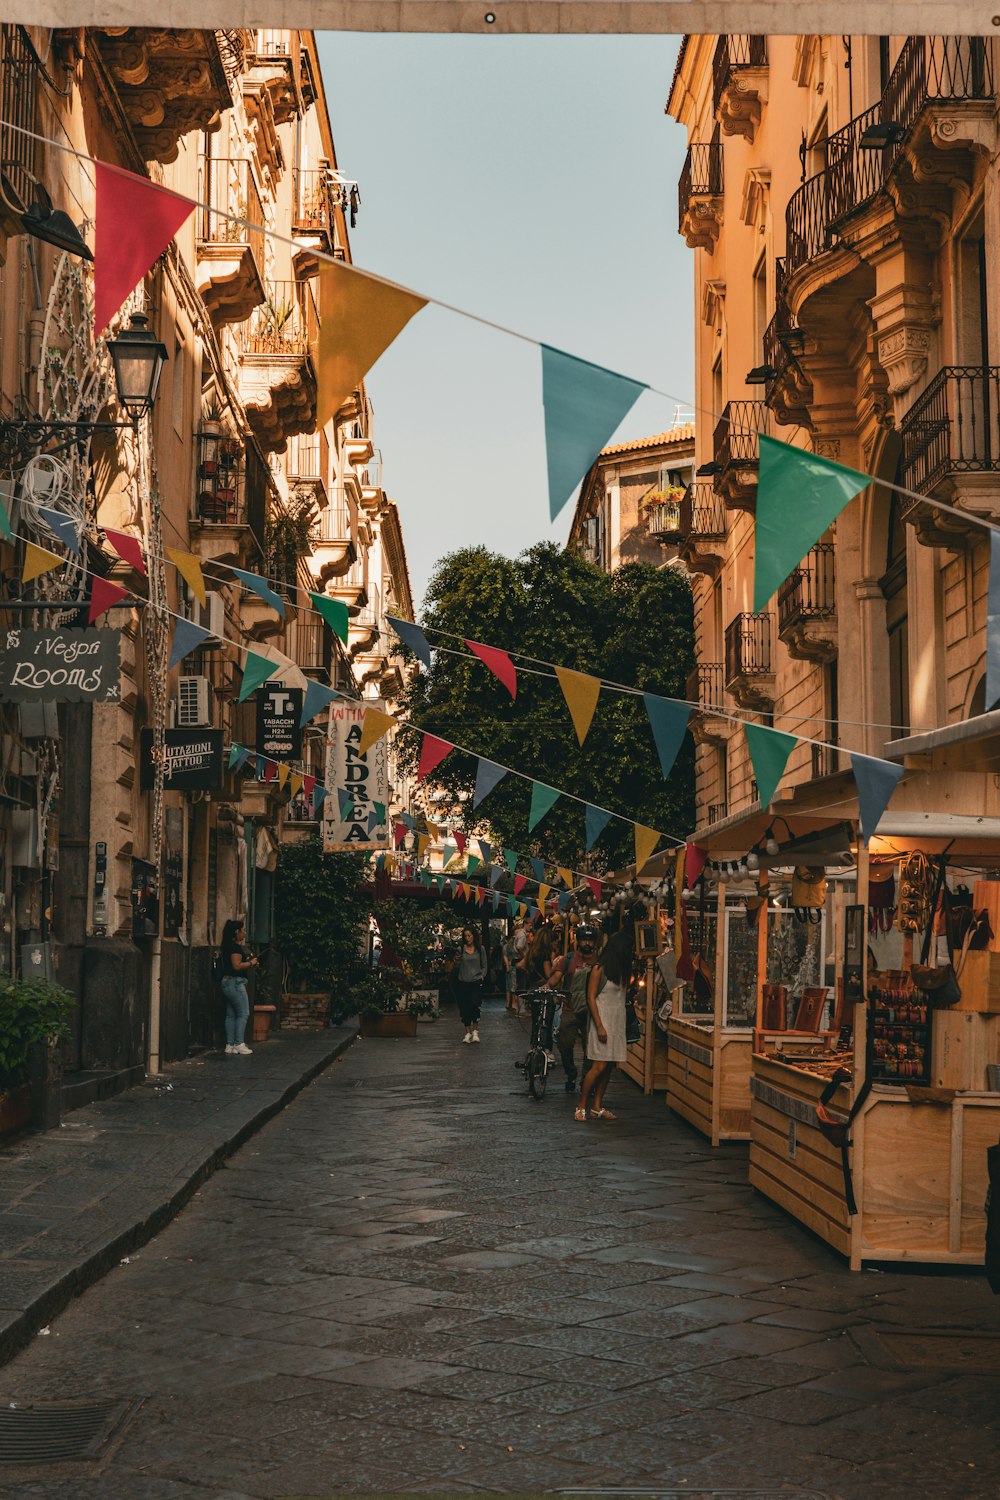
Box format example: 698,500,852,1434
0,974,74,1084
351,971,406,1018
397,542,695,869
373,898,452,985
275,837,369,994
265,495,316,592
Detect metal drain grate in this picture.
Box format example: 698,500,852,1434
0,1399,140,1463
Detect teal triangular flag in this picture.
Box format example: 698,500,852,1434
385,615,431,669
585,804,613,852
490,865,502,888
38,505,81,555
337,788,355,819
232,567,286,619
508,895,518,917
313,786,328,811
233,748,250,773
238,651,278,702
852,752,905,844
309,592,348,644
644,694,691,779
528,856,545,881
0,499,11,542
746,723,798,808
168,619,212,670
300,679,339,726
541,344,647,520
558,891,573,910
467,854,481,877
374,801,387,824
228,743,244,770
505,849,519,875
474,757,507,808
528,781,560,831
754,436,871,612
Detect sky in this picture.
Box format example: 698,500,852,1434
316,33,693,608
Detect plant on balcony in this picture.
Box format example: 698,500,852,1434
258,295,296,353
264,495,316,594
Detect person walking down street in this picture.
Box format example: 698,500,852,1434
516,925,554,1014
221,918,258,1056
503,920,527,1013
456,926,487,1044
548,922,601,1094
577,924,633,1121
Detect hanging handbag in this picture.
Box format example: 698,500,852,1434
898,851,932,933
791,866,825,923
910,855,962,1008
867,861,896,936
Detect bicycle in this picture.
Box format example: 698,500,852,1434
513,987,560,1100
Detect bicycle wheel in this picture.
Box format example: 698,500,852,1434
527,1049,548,1101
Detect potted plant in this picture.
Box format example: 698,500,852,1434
0,973,74,1138
354,972,419,1038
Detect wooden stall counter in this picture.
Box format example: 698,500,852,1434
667,1014,753,1145
620,963,669,1095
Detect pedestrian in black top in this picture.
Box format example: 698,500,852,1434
221,918,258,1055
456,927,487,1044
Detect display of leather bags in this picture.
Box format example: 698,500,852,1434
791,866,825,924
897,851,932,933
911,856,961,1008
868,860,896,936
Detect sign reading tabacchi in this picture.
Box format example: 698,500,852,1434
322,700,391,853
0,627,120,702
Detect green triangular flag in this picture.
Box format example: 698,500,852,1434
309,592,349,645
528,781,560,831
0,498,11,542
505,849,519,875
754,435,871,612
467,854,481,877
238,651,279,703
746,723,798,809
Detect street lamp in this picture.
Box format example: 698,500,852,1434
107,313,169,419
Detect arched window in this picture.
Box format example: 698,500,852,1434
880,489,909,739
969,673,986,718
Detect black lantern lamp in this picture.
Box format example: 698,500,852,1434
20,184,93,262
746,363,776,385
108,313,168,420
859,120,906,151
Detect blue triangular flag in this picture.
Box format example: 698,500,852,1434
313,786,329,811
558,891,573,911
300,679,339,726
644,694,691,780
367,809,381,833
489,865,502,888
528,856,545,882
585,804,613,852
386,615,432,669
987,533,1000,713
231,567,286,619
492,890,500,911
474,757,507,808
401,812,416,830
38,506,81,555
852,752,905,845
228,743,244,770
541,344,647,520
169,619,212,670
337,788,355,819
508,895,518,917
478,839,492,865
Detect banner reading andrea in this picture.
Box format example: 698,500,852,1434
322,700,391,853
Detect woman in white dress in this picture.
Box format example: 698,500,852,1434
576,924,633,1122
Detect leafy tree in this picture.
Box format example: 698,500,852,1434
397,543,694,870
275,839,370,992
0,976,74,1084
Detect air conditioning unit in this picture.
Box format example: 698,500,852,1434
176,675,213,727
195,591,226,643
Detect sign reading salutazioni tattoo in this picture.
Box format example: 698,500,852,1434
0,627,121,701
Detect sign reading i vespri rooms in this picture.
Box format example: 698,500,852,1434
0,627,121,701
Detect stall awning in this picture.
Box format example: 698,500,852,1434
883,710,1000,770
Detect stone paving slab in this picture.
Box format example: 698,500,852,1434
0,1025,356,1367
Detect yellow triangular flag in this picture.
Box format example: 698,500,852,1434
166,547,207,608
317,261,427,427
277,763,291,792
537,883,550,909
358,706,396,756
22,542,66,583
425,820,440,840
557,865,574,889
460,881,471,900
555,666,602,746
417,833,429,858
635,824,661,873
290,772,303,798
519,902,528,917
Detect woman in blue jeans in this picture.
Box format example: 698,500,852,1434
221,918,258,1055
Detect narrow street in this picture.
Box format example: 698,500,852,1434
1,1003,996,1500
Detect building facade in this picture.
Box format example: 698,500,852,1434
0,25,412,1083
567,424,696,572
668,33,999,835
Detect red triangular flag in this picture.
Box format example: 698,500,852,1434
513,874,527,897
685,842,708,886
394,823,407,849
466,640,517,699
417,733,453,781
586,877,602,901
303,775,317,798
95,162,194,336
263,760,277,784
103,528,146,576
88,576,129,623
454,831,467,854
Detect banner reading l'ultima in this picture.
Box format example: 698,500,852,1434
322,700,391,853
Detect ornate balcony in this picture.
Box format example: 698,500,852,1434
712,401,769,511
686,662,728,745
762,259,812,428
678,482,727,577
724,612,775,712
246,29,300,124
293,169,338,249
190,428,268,566
0,27,41,233
678,142,724,252
196,157,266,328
712,34,767,141
236,279,319,452
899,366,1000,546
645,489,685,542
288,430,331,514
313,492,357,585
777,543,837,661
92,29,231,164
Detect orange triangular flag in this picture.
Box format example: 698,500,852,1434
555,666,602,746
277,763,291,792
166,547,207,608
417,833,429,858
290,772,304,798
316,261,427,426
557,865,574,888
460,882,471,901
358,706,396,756
635,824,661,873
22,542,66,583
425,820,441,840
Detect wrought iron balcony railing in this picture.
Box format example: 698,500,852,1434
679,481,728,540
713,401,769,472
725,612,774,686
646,492,685,540
237,279,319,358
687,662,725,712
0,26,41,216
707,802,728,825
198,157,266,281
194,429,268,550
293,168,337,238
712,34,767,115
678,142,724,232
777,543,836,635
900,365,1000,497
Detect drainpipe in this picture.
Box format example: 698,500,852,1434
148,936,162,1075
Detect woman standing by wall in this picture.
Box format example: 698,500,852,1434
577,923,634,1121
456,926,487,1043
221,917,258,1056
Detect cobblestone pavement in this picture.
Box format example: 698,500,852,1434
1,999,997,1499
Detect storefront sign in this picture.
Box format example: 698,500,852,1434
139,728,224,791
0,627,120,701
256,683,303,761
322,699,391,853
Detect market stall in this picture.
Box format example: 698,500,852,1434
621,954,671,1094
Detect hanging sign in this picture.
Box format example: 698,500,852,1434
255,683,303,761
322,699,391,853
0,627,120,701
139,728,223,790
